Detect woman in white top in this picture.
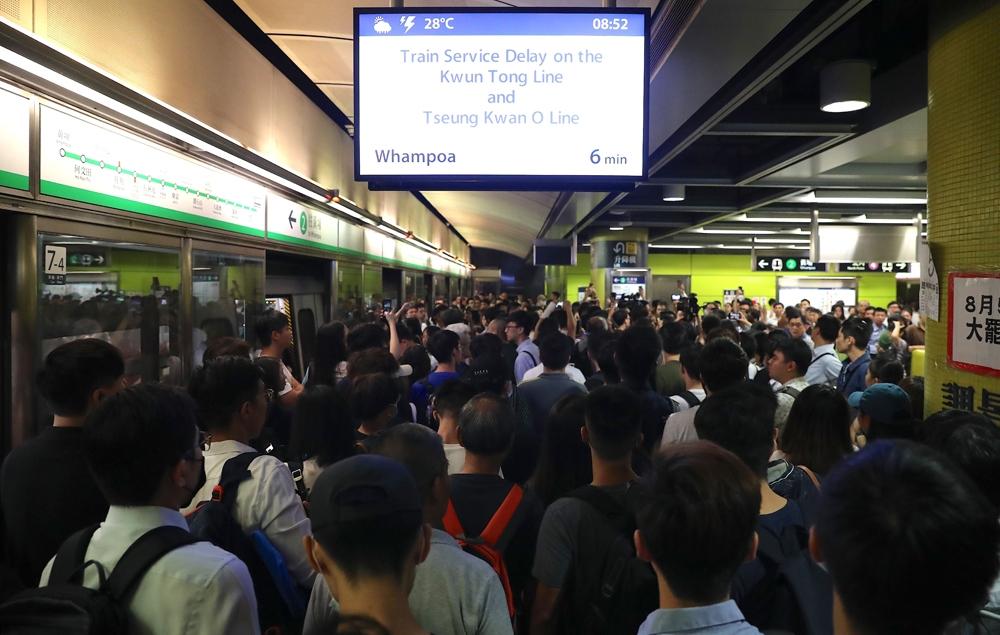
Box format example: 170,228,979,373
288,385,357,492
304,321,350,387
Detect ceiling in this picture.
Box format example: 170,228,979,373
226,0,929,258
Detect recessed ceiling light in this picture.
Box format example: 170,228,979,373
820,60,871,113
661,184,685,202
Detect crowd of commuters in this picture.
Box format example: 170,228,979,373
0,288,996,635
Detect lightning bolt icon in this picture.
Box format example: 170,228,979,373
402,15,415,33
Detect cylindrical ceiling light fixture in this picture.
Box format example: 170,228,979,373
820,60,871,113
662,184,685,201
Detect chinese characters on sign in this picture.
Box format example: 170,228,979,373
948,274,1000,376
940,383,1000,425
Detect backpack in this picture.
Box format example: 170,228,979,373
442,485,524,620
675,390,702,408
186,452,307,633
0,524,195,634
562,484,658,635
733,515,833,635
778,385,802,399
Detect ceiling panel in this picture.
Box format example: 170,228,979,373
318,84,355,120
422,191,560,255
270,35,354,83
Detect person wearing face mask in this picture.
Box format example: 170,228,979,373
183,357,315,591
1,339,124,592
37,384,260,634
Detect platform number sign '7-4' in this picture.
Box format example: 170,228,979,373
948,273,1000,377
44,245,67,285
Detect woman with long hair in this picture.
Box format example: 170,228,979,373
288,385,357,492
308,321,349,386
779,384,853,476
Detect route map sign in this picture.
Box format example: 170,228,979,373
40,106,266,237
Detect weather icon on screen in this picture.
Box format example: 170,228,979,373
373,17,392,34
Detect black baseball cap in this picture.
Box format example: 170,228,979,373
310,455,422,542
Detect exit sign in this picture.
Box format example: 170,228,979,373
753,256,823,272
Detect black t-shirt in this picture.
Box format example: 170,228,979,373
448,473,544,603
0,427,108,589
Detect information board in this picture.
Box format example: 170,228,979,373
948,273,1000,377
40,106,266,237
0,84,30,191
355,8,647,182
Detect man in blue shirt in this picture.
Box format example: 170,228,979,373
836,317,872,398
506,310,540,384
411,330,462,425
635,441,763,635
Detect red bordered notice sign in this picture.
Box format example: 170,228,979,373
948,272,1000,377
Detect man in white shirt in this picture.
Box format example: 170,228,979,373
41,384,259,635
661,339,748,447
766,338,812,431
432,379,479,475
806,314,843,386
669,344,706,412
255,310,304,406
184,356,315,589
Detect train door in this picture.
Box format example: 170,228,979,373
191,241,265,367
264,251,330,379
382,267,403,310
10,215,182,443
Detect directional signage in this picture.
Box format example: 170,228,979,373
0,84,30,191
67,248,109,267
838,262,912,273
592,239,648,268
40,106,266,237
753,256,822,272
266,194,338,252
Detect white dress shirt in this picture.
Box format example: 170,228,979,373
41,506,259,635
805,343,842,386
519,363,586,385
181,440,315,588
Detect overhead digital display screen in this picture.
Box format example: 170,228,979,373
354,8,648,186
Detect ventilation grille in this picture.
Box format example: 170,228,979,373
650,0,705,77
0,0,23,23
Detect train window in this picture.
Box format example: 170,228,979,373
192,250,264,364
335,261,363,323
363,264,382,310
38,234,181,386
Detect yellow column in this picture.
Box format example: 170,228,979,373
924,2,1000,417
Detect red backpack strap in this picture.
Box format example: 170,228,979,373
442,498,466,539
479,484,524,547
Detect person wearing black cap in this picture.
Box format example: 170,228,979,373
304,454,431,635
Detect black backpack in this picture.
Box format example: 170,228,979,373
186,452,306,634
0,524,195,634
733,518,833,635
675,389,702,408
562,484,658,635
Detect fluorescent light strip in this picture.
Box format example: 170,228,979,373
748,237,811,243
695,228,777,235
801,191,927,205
650,244,704,249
